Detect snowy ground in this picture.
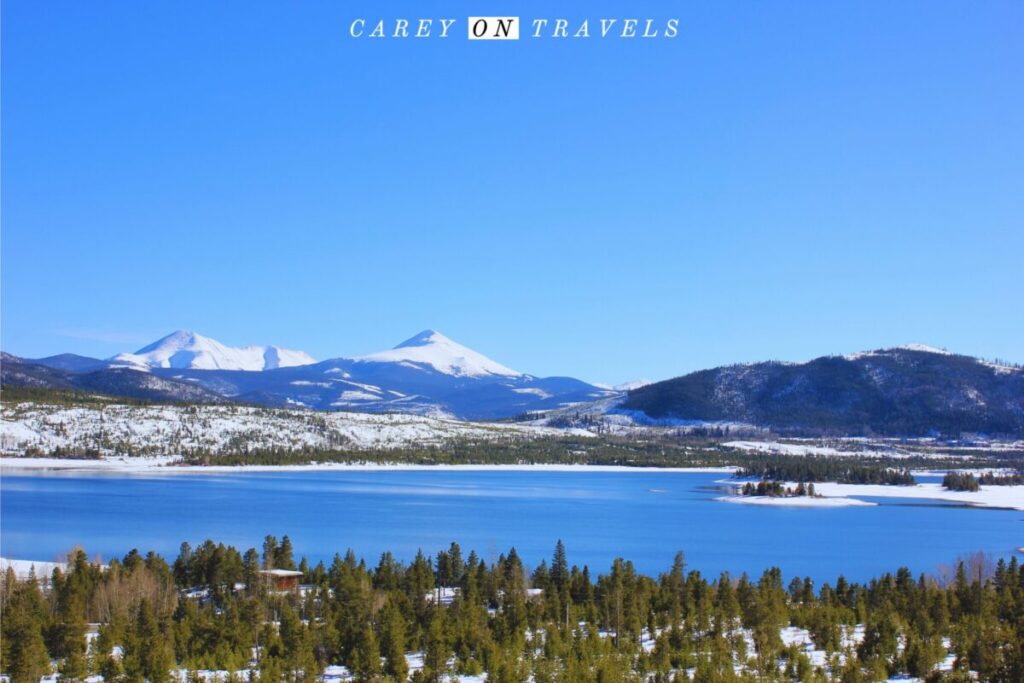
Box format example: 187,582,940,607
809,480,1024,511
0,402,592,457
716,495,876,507
724,440,908,459
724,437,1024,460
716,478,1024,510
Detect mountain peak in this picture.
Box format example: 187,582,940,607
359,330,522,378
395,329,449,349
136,330,200,353
111,331,316,371
893,343,953,355
844,344,954,362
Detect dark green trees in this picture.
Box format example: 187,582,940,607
2,538,1023,682
1,574,51,683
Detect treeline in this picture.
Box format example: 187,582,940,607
3,538,1023,682
942,471,1024,492
979,471,1024,485
737,456,915,486
0,386,163,408
740,481,817,498
942,473,980,492
176,437,733,470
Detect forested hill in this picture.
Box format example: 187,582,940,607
0,352,228,405
621,346,1024,437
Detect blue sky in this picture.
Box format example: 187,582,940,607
2,1,1022,384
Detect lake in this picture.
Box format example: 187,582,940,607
1,469,1021,583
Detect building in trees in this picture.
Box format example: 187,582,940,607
257,568,302,593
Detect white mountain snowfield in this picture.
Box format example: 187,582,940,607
109,329,527,379
111,330,316,371
356,330,523,378
842,343,955,362
593,379,654,391
0,402,590,456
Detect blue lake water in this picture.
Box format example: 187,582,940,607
1,469,1021,583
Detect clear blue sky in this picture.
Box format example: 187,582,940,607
2,1,1022,385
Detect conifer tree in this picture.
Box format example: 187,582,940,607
349,622,381,682
380,601,409,681
276,536,297,571
124,599,173,683
3,608,51,683
423,610,451,682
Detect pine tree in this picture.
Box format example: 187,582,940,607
57,593,89,681
263,535,279,569
124,599,173,683
380,601,408,681
276,535,297,571
551,540,568,590
423,610,450,682
4,609,51,683
349,622,381,682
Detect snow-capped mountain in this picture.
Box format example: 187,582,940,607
110,330,316,372
9,336,1023,434
16,329,616,420
357,330,522,378
158,329,614,419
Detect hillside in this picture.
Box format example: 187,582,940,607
621,346,1024,437
0,401,589,457
1,353,227,405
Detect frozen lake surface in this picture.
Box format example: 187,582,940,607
2,469,1021,582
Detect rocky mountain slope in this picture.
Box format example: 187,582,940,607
621,346,1024,437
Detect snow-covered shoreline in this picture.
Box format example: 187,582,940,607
0,456,739,475
716,495,876,508
808,481,1024,511
716,478,1024,511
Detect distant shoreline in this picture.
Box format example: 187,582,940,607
5,456,1022,511
0,456,738,475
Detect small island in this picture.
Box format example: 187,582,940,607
739,479,818,498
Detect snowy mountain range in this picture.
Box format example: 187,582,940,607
11,330,616,420
110,330,316,371
6,334,1022,435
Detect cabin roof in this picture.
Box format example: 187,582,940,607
258,569,303,577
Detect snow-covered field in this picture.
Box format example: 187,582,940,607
725,437,1024,460
724,440,904,458
0,402,591,457
809,481,1024,511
